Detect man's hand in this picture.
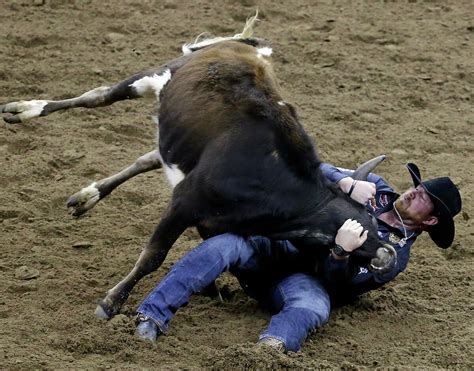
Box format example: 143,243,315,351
334,219,368,258
338,177,376,205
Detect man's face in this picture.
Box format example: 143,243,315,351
394,185,437,227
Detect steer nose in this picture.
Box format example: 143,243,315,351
370,244,397,274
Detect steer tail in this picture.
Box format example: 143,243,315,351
235,10,259,39
182,10,260,55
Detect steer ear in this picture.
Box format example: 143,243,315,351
352,155,386,181
369,244,397,274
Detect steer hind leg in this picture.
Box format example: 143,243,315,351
95,184,194,319
67,149,163,216
1,55,190,124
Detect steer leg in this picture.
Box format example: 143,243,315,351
67,149,163,216
95,185,194,319
1,55,190,124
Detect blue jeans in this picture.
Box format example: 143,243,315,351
137,234,331,352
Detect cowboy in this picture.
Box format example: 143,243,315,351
134,162,462,352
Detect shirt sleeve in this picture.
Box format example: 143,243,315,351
322,254,397,297
319,163,353,183
320,162,393,193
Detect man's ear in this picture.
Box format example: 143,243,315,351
422,216,438,227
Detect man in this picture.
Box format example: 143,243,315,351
134,162,462,352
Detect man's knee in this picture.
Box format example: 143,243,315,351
292,299,330,329
298,300,330,329
280,274,331,327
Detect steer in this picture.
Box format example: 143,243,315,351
1,16,396,319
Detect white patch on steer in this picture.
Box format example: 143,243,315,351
76,182,100,210
11,100,48,122
130,69,171,100
257,47,273,58
277,101,285,106
164,163,185,188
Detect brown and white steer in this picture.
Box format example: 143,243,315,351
1,18,396,319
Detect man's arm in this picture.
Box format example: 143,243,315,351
320,164,409,295
323,236,413,296
322,219,368,284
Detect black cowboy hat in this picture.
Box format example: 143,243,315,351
406,163,462,248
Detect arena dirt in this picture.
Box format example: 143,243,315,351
1,0,473,368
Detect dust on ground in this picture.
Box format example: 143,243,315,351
1,0,473,368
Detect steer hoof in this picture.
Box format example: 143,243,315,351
1,106,22,124
1,103,19,124
1,100,48,123
94,304,111,320
67,182,101,216
95,300,119,320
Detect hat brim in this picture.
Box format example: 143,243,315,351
406,163,422,187
427,214,454,249
406,163,455,248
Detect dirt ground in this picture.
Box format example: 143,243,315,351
1,0,473,369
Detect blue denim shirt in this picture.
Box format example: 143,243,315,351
319,163,420,300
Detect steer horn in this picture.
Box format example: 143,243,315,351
352,155,386,181
369,244,397,274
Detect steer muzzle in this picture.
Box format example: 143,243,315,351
369,244,397,274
